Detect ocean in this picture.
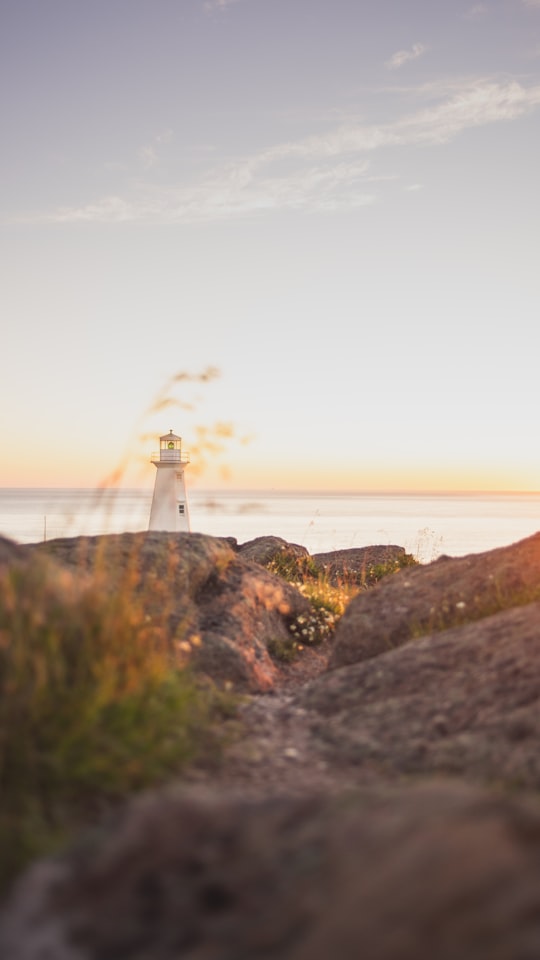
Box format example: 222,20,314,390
1,487,540,563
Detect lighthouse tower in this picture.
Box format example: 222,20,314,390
148,430,191,532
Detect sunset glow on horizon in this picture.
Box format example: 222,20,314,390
3,440,540,497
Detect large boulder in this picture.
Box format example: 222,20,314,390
329,531,540,668
3,780,540,959
0,535,28,568
28,532,312,693
312,544,408,586
237,535,310,567
298,600,540,787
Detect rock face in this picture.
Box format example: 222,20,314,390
237,535,310,566
0,535,27,568
329,531,540,667
5,529,540,958
312,544,407,585
299,600,540,787
3,780,540,960
29,532,312,693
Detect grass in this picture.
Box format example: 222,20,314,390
267,636,301,663
266,548,418,655
265,548,419,662
0,551,233,894
265,555,358,661
408,579,540,641
362,553,418,585
266,551,320,582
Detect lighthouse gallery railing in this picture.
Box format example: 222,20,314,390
151,450,190,462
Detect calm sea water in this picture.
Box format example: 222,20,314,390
1,488,540,563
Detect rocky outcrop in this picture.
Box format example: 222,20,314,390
298,600,540,787
6,529,540,958
329,531,540,668
4,780,540,960
0,535,28,568
29,532,312,693
237,535,310,566
312,544,407,585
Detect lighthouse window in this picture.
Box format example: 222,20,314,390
178,504,185,515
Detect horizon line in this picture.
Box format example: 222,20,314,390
2,485,540,498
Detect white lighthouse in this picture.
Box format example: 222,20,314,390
148,430,191,532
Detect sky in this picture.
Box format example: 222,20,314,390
2,0,540,493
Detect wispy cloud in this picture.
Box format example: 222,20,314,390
464,4,489,19
204,0,243,12
34,78,540,226
49,160,377,225
385,43,427,71
139,146,158,170
259,79,540,159
523,0,540,8
394,78,540,143
138,130,173,170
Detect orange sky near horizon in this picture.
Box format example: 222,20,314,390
2,438,539,496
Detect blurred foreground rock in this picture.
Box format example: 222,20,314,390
4,529,540,958
3,780,540,960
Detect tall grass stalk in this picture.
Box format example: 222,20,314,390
0,551,228,892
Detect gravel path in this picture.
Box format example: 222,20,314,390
185,639,371,798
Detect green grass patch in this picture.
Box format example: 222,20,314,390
267,551,362,646
266,551,319,582
408,579,540,641
267,636,300,663
0,554,233,893
363,553,418,585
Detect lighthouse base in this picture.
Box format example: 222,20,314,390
149,465,190,532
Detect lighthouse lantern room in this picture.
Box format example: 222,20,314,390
148,430,190,532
